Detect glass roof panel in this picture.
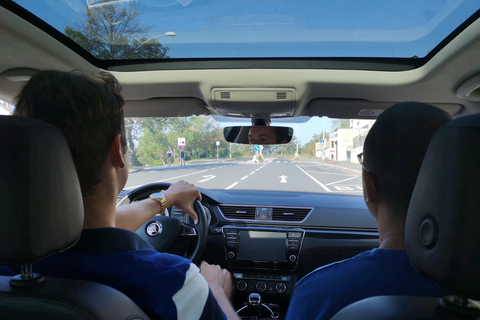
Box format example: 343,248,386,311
12,0,480,60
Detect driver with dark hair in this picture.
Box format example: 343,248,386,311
286,102,451,320
10,70,239,320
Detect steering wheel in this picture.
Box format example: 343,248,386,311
117,182,208,264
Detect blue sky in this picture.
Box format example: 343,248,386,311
16,0,480,59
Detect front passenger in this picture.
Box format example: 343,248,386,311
286,102,450,320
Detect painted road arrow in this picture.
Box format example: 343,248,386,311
279,175,288,183
198,175,216,182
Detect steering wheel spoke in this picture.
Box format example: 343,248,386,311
116,182,208,264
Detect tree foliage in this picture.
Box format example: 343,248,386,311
135,116,232,166
65,1,169,59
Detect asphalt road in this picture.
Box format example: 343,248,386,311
125,158,363,196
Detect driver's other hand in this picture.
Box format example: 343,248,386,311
163,180,201,224
200,261,233,300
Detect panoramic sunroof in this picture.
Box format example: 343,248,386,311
11,0,480,60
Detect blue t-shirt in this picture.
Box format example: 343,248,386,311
285,248,448,320
0,266,15,276
11,228,226,320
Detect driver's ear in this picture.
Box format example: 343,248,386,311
363,170,379,204
108,134,126,169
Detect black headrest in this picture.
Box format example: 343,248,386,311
0,116,83,265
406,114,480,299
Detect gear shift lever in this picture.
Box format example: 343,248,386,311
236,293,278,319
248,293,262,318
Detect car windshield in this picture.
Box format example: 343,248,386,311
123,115,369,196
11,0,480,60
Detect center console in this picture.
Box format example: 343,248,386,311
222,226,305,319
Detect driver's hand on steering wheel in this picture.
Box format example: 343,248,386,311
163,180,202,224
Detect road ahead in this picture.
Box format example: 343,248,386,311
125,158,363,195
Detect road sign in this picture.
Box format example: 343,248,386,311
216,141,220,146
320,140,325,145
254,145,260,151
178,138,185,145
178,145,183,151
294,139,299,145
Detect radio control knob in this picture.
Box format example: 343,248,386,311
289,255,297,262
276,283,287,294
228,251,235,259
237,280,247,291
256,281,267,292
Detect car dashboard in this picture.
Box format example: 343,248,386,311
166,188,379,319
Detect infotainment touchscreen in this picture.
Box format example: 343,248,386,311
237,230,287,262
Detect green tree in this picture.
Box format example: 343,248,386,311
64,1,169,59
136,116,226,166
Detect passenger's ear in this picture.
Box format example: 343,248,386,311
109,134,126,169
362,170,379,204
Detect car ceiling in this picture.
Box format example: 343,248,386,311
1,4,480,120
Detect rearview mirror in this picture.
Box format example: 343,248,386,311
223,126,294,145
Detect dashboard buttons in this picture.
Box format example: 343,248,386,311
256,281,267,292
275,283,287,294
237,280,247,291
289,255,297,262
228,251,235,259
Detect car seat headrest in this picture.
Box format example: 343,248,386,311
0,116,83,265
406,114,480,299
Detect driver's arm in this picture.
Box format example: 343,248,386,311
116,180,201,231
200,261,240,320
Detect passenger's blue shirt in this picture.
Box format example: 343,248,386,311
0,266,15,276
285,248,448,320
12,228,226,320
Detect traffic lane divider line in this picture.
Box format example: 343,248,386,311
295,165,331,193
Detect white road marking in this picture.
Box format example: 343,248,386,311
198,175,216,182
125,169,211,190
241,175,249,180
279,175,288,183
326,176,359,186
295,165,331,192
334,186,354,191
225,182,238,190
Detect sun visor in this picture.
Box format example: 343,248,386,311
124,97,209,117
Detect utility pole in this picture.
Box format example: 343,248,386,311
322,116,325,161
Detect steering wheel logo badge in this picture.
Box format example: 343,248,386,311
146,222,162,237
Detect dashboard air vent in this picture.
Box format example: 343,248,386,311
272,207,311,222
219,205,256,220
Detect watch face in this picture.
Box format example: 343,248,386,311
151,192,165,200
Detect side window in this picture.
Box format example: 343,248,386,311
0,100,14,115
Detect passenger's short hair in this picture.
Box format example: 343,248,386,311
13,70,126,197
363,102,452,216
